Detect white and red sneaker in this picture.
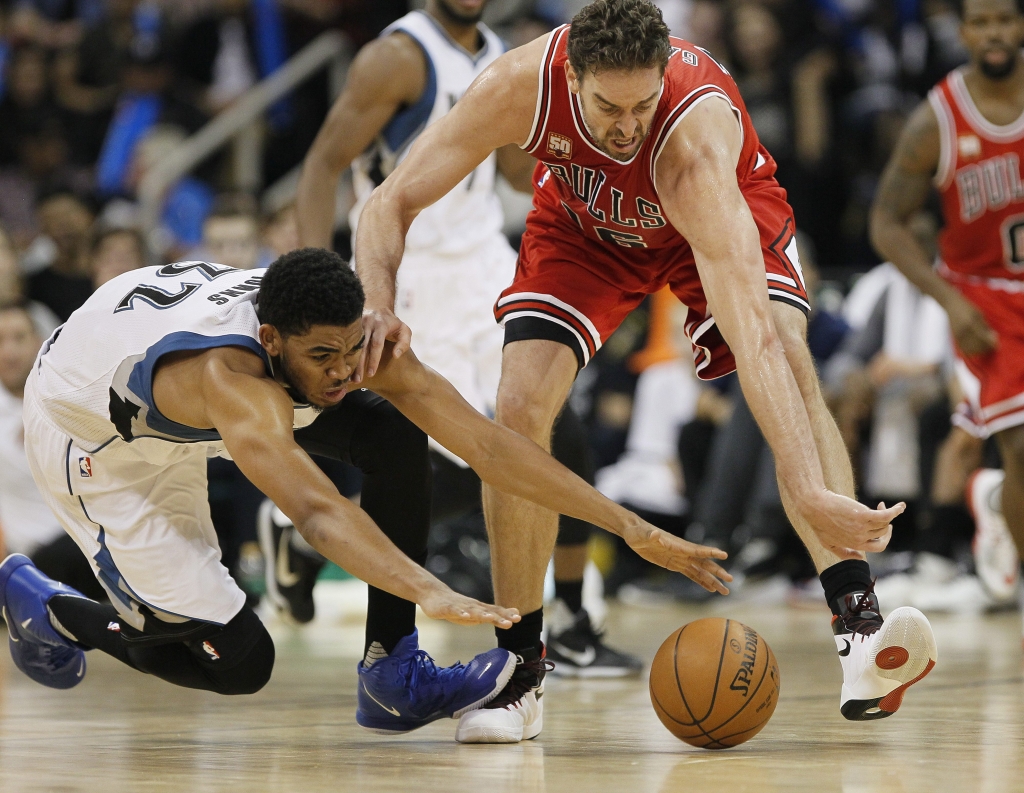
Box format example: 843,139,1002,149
455,647,552,743
967,468,1020,604
833,588,937,721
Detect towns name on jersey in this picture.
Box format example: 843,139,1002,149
543,162,667,248
957,152,1024,223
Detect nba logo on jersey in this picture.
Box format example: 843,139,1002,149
78,457,92,478
547,132,572,160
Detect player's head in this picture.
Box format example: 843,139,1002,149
430,0,488,26
0,302,42,396
960,0,1024,79
566,0,670,161
256,248,365,409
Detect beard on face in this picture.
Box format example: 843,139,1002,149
436,0,484,25
979,47,1019,79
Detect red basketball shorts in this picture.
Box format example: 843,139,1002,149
945,270,1024,438
494,188,808,379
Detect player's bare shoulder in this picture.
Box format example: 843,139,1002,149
463,29,552,145
890,99,941,176
348,28,428,104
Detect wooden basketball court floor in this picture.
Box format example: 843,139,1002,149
1,584,1022,793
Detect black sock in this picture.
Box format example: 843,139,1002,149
364,588,417,657
916,504,975,557
554,579,584,614
48,595,136,667
819,560,873,617
496,607,543,655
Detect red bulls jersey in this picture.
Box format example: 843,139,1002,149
930,69,1024,281
521,26,786,253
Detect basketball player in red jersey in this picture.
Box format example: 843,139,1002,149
871,0,1024,618
358,0,937,742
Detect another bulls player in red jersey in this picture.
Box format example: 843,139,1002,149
872,0,1024,627
358,0,937,742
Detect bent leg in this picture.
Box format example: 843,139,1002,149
484,339,578,615
48,597,274,694
770,301,860,573
995,425,1024,555
552,407,595,607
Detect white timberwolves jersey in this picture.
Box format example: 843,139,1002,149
31,263,318,467
350,10,506,256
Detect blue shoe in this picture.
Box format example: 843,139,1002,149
356,630,516,733
0,554,88,689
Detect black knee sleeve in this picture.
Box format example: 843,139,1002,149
552,407,595,547
126,607,275,695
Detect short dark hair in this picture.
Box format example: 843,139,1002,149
955,0,1024,17
206,192,260,224
257,248,364,337
91,225,146,257
567,0,671,78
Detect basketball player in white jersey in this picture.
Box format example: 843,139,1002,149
296,0,640,676
0,250,728,732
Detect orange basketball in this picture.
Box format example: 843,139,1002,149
649,618,780,749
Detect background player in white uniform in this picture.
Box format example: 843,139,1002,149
0,249,727,733
297,0,640,676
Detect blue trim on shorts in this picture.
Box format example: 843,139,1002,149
380,30,436,154
76,497,224,625
64,439,73,495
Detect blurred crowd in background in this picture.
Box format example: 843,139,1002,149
0,0,995,618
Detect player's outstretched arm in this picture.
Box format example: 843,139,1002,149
869,100,997,356
353,35,546,382
366,348,732,594
196,350,520,628
296,34,426,250
656,98,902,557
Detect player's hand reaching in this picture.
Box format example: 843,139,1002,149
800,491,901,558
621,520,732,594
418,584,521,629
356,306,412,382
945,293,997,357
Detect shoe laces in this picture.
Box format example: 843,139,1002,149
486,656,554,710
394,649,466,711
838,581,883,637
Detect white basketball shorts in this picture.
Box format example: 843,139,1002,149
22,381,246,630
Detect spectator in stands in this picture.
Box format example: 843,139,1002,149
106,123,215,260
89,224,147,288
823,212,950,505
0,223,61,334
95,24,207,201
0,44,58,166
51,0,142,165
197,193,272,270
25,189,95,321
0,300,103,598
0,116,65,249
